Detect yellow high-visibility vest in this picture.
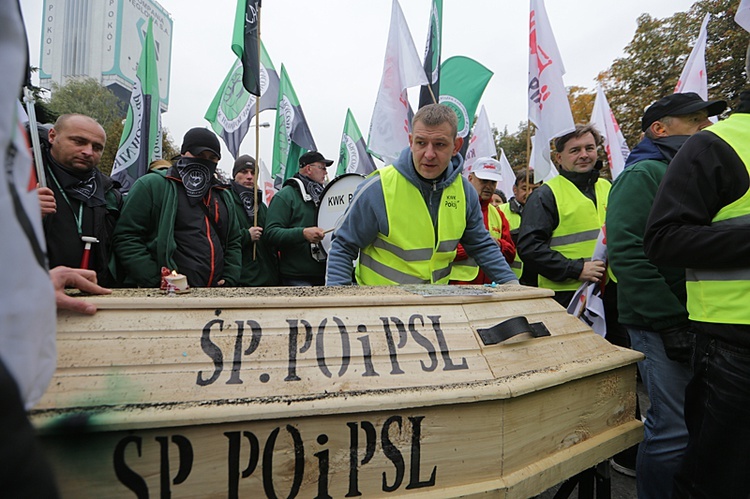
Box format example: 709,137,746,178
686,114,750,324
498,202,523,278
355,165,467,285
449,203,505,281
538,175,610,291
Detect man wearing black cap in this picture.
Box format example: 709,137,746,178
606,92,726,497
265,151,332,286
229,154,278,286
645,88,750,498
113,127,243,288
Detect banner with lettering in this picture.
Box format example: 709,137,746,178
336,109,377,177
528,0,574,181
111,18,162,193
205,42,279,160
367,0,429,165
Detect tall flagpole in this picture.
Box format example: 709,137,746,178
525,120,533,186
253,2,262,261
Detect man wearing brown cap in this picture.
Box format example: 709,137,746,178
607,91,726,495
229,154,278,286
113,127,243,287
266,151,332,286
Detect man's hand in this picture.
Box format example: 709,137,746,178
303,227,325,244
37,186,56,216
578,260,606,283
248,226,263,242
50,266,111,315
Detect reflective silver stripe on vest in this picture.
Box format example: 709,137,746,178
686,267,750,282
372,238,433,262
711,213,750,227
433,265,452,282
510,260,522,269
359,253,430,284
457,257,477,268
436,239,461,253
549,228,600,247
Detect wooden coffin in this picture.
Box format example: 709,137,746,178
31,285,643,498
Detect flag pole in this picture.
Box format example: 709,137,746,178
427,84,437,104
23,87,46,188
253,2,262,261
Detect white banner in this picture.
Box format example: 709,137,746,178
590,84,630,179
675,13,710,99
464,105,496,170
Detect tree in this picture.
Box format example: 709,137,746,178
568,85,596,125
46,77,125,127
601,0,749,147
495,122,530,170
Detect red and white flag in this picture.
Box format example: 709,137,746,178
464,105,496,170
368,0,429,165
675,13,710,99
736,0,750,32
590,84,630,179
258,158,276,206
528,0,574,181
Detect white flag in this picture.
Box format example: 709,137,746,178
736,0,750,32
590,84,630,180
464,105,496,170
528,0,574,179
567,227,608,337
497,149,516,200
529,129,559,183
368,0,429,165
675,14,710,99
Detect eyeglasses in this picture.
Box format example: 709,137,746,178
305,163,328,171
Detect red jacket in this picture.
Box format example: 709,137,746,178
452,198,516,285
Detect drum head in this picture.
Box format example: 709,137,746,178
315,173,366,254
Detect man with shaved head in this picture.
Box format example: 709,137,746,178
36,113,122,287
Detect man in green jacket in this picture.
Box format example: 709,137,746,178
606,92,725,498
265,151,332,286
229,154,279,286
113,128,243,288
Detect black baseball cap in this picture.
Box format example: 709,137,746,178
232,154,256,178
299,151,333,168
181,127,221,159
641,92,727,131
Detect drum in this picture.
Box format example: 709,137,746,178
315,173,365,254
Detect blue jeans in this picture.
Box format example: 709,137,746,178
673,333,750,499
627,326,692,499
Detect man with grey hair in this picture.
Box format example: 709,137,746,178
326,103,517,286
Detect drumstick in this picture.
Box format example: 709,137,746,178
323,227,335,234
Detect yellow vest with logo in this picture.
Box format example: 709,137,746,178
498,202,524,278
686,114,750,324
449,203,504,281
538,175,610,291
355,165,467,285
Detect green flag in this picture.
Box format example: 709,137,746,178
337,109,376,177
231,0,261,96
205,42,279,159
438,56,493,154
272,64,317,184
111,18,161,193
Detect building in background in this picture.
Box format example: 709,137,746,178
39,0,172,111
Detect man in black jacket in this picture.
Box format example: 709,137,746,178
36,114,122,287
644,90,750,499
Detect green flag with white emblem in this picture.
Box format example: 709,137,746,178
271,64,317,184
336,109,376,177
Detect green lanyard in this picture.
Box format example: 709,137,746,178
48,168,84,236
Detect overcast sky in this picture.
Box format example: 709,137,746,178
20,0,698,177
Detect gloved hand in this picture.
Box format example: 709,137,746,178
659,326,694,364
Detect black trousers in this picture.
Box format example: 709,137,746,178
0,359,59,498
